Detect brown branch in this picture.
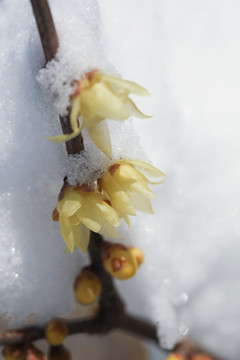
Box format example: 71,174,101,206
88,233,125,313
0,315,157,347
30,0,84,155
59,113,84,155
30,0,58,62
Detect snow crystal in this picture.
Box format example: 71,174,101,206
58,120,147,186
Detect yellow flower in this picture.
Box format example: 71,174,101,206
53,184,121,253
98,160,166,227
47,70,150,157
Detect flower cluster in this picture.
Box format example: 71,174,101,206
47,70,150,157
49,69,166,261
53,160,166,253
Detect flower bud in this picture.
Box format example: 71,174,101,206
45,319,68,346
26,345,47,360
165,354,185,360
48,345,72,360
102,244,138,280
129,247,144,266
2,345,24,360
73,268,101,305
190,354,213,360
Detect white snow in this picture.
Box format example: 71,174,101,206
99,0,240,358
1,0,240,359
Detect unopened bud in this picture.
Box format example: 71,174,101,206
26,345,47,360
45,319,68,346
74,268,101,305
165,354,185,360
103,244,138,280
129,247,144,265
2,345,24,360
190,354,213,360
48,345,72,360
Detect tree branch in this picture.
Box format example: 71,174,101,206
30,0,84,155
0,315,158,347
30,0,58,62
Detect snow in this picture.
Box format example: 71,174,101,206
0,0,87,326
1,0,240,359
98,0,240,357
59,120,147,186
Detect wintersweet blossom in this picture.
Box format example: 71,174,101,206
53,184,120,253
98,160,166,227
47,70,150,157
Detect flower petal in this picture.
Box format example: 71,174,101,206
123,214,131,229
86,119,112,157
70,95,81,132
69,214,81,226
99,176,136,216
59,216,75,253
47,129,82,143
72,224,90,253
117,163,154,198
124,160,167,184
95,199,120,227
99,218,120,239
81,82,130,120
76,200,102,233
126,98,152,119
130,192,154,214
57,191,82,216
102,75,149,96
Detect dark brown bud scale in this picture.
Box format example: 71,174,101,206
52,208,59,222
108,163,120,176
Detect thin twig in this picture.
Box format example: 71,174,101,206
88,233,125,313
0,315,158,346
30,0,84,155
30,0,58,62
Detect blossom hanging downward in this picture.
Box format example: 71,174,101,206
53,184,120,253
98,160,166,227
47,70,150,157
